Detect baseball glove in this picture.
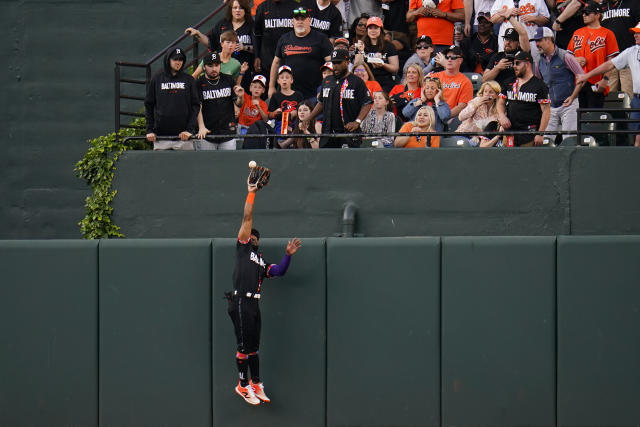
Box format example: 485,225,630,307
248,166,271,190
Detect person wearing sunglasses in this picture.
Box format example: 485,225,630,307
428,45,474,121
490,0,550,55
403,35,437,77
348,14,371,46
576,21,640,147
497,50,551,146
567,0,619,108
269,7,334,100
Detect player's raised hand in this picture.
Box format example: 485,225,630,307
286,238,302,255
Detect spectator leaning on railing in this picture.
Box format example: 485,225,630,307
576,21,640,147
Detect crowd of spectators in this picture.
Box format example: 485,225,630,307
144,0,640,149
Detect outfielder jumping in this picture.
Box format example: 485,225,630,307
228,164,302,405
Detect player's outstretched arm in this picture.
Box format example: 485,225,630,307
238,180,258,242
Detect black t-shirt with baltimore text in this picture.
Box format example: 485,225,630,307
501,76,550,145
233,240,273,294
275,30,334,99
311,2,343,39
319,73,372,147
197,73,237,135
600,0,640,51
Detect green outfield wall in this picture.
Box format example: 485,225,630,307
112,148,640,238
1,237,639,427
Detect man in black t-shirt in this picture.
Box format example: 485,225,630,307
309,49,373,148
460,11,498,73
483,17,531,92
311,0,343,41
228,175,302,405
269,7,333,100
196,52,246,150
497,51,551,146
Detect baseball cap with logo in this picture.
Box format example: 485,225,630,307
582,0,602,14
531,27,554,41
629,22,640,33
203,51,221,65
278,65,293,75
443,45,462,57
320,62,334,71
503,28,520,41
169,47,187,61
514,50,533,63
416,35,433,47
366,16,383,28
252,74,267,87
331,49,350,63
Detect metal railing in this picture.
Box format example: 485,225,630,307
114,3,228,135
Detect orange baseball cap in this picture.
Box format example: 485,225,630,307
630,22,640,33
366,16,383,28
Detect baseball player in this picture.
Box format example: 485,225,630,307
227,168,302,405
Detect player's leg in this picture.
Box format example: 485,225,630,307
248,307,270,402
229,298,260,405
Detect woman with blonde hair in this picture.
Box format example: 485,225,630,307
389,63,423,118
456,80,501,136
394,105,440,148
352,60,383,98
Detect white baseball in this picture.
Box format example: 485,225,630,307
249,160,257,168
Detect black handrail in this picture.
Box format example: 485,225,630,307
115,2,228,135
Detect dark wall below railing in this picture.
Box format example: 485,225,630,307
112,148,640,238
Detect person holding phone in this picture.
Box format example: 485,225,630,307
456,80,502,135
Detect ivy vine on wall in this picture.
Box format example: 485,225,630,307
74,117,149,239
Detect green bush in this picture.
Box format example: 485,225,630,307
75,117,150,239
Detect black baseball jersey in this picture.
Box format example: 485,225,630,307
274,30,334,99
209,19,254,66
600,0,640,51
233,240,273,294
310,2,343,39
197,73,237,135
319,73,372,134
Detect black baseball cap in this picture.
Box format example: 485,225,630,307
443,45,462,56
203,51,221,65
168,47,187,61
514,50,533,63
503,28,520,41
331,48,350,63
416,35,433,47
583,0,602,14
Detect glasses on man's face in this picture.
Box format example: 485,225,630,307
417,45,431,49
513,60,527,66
293,8,309,17
445,55,461,60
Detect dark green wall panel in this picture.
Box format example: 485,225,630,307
326,237,441,427
211,238,326,426
441,237,556,427
99,239,212,427
0,240,98,427
557,236,640,426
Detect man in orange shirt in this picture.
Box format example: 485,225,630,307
406,0,465,52
567,0,619,108
429,45,474,119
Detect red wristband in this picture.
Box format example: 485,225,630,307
246,192,255,204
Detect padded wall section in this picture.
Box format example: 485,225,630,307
557,236,640,426
99,239,212,427
570,148,640,234
211,238,326,426
0,240,98,427
326,237,441,427
113,149,572,238
441,237,556,427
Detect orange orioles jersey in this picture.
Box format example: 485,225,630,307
568,26,619,86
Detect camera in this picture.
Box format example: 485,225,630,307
504,54,515,68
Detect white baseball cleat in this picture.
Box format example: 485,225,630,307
250,380,271,403
235,381,261,405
